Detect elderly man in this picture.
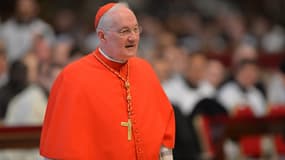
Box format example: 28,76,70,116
40,2,175,160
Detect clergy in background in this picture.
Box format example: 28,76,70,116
40,2,175,160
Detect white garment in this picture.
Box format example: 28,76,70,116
261,25,285,53
4,84,47,126
0,148,43,160
0,18,55,62
160,146,173,160
267,73,285,104
163,75,206,115
217,81,266,117
199,80,218,98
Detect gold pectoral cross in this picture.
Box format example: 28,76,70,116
121,119,132,141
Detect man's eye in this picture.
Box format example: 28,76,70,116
120,29,130,34
133,28,139,33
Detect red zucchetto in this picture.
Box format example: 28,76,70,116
94,2,117,30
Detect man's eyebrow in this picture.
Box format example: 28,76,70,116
119,24,139,29
120,26,129,30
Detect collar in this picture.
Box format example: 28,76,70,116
183,76,198,89
99,48,126,64
233,79,248,93
94,48,127,72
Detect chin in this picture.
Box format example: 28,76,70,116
125,49,137,57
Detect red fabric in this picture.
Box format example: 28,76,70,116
274,134,285,154
240,135,262,157
233,106,262,157
197,116,215,157
40,49,175,160
267,105,285,117
233,106,254,118
267,105,285,154
94,3,116,29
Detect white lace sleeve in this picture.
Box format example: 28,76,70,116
159,146,173,160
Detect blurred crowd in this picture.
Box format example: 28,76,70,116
0,0,285,159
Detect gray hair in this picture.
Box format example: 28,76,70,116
96,2,129,33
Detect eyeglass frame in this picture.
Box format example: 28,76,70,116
98,25,143,37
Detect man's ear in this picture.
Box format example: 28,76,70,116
97,30,106,42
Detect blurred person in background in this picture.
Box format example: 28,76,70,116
4,76,47,125
199,59,225,97
53,9,77,41
217,58,267,159
261,24,285,53
0,58,45,160
151,50,173,84
37,62,64,98
164,52,208,159
3,51,47,126
161,46,188,75
232,43,258,67
0,0,55,63
82,30,99,52
152,46,187,83
0,41,8,87
141,30,178,67
22,51,39,83
32,33,52,63
249,16,271,51
217,11,256,51
186,59,227,160
156,32,177,51
0,60,28,121
200,18,227,53
267,59,285,105
178,13,204,53
138,15,166,58
50,39,74,66
230,43,267,98
217,59,266,117
164,52,208,115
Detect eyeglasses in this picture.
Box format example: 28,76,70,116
107,26,143,37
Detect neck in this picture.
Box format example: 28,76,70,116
183,76,198,89
15,16,35,24
94,48,126,72
99,48,126,64
93,48,129,79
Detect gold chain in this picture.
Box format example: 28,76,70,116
93,53,132,118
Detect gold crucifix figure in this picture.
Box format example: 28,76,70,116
121,119,132,141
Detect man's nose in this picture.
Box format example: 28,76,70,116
127,33,138,41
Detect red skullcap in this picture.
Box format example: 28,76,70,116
94,2,117,30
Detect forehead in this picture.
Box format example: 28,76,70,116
239,63,258,72
17,0,36,7
108,6,138,28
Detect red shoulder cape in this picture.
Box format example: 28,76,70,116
40,49,175,160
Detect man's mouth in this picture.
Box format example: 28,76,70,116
125,44,135,48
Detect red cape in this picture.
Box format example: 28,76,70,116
40,49,175,160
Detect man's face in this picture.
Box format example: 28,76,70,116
16,0,38,20
186,55,207,86
237,64,259,87
101,7,140,61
